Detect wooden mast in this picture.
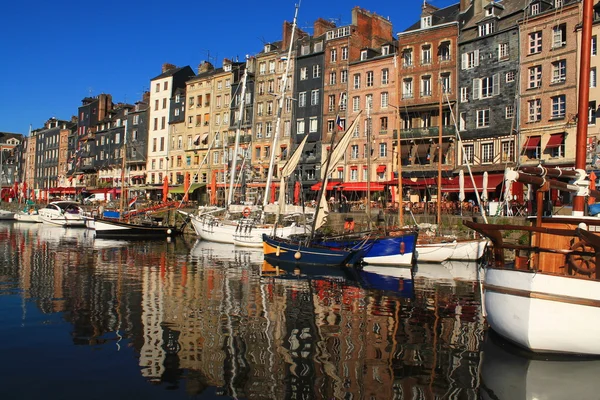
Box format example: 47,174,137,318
119,117,128,220
437,78,443,225
396,107,404,227
574,0,594,215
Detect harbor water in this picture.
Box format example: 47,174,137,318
0,222,598,399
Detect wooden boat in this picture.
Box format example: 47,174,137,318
262,233,367,268
464,0,600,356
416,237,488,263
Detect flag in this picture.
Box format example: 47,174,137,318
336,115,344,131
128,196,138,208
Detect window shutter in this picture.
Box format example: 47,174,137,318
474,50,480,67
473,79,481,100
493,73,500,96
461,53,467,70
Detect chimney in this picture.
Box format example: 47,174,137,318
314,18,336,37
460,0,471,12
474,0,485,15
162,63,176,73
198,61,214,74
282,21,292,52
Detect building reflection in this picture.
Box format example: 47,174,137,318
5,223,484,399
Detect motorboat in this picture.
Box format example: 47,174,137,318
38,201,86,227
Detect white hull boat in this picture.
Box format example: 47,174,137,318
484,268,600,355
416,239,487,263
14,210,41,223
38,201,86,227
0,209,15,220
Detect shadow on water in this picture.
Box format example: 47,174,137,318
0,222,504,399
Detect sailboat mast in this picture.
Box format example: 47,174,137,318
366,100,372,231
119,117,128,219
574,0,593,215
437,82,443,225
263,2,300,213
227,64,249,208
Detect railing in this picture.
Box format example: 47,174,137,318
395,126,456,139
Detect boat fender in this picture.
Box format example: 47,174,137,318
243,207,251,218
276,246,280,256
294,251,301,260
167,229,172,235
400,241,406,255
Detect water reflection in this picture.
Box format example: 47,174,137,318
1,222,485,399
480,332,600,400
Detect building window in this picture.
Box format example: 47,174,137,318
366,71,374,87
438,41,451,61
506,105,515,119
501,140,514,162
459,112,467,131
329,71,336,85
531,2,540,15
461,50,479,70
528,66,542,88
403,79,413,99
330,48,337,62
328,95,336,112
478,22,494,37
528,99,542,122
380,116,388,133
529,31,542,54
296,119,305,134
506,71,515,83
353,74,361,89
309,117,318,133
473,74,499,99
481,142,494,163
462,144,474,164
552,60,567,83
311,90,320,106
460,87,468,103
593,36,597,56
551,95,566,119
402,48,413,67
381,92,389,108
300,67,308,80
591,67,597,88
421,45,432,65
352,96,360,112
381,69,389,85
476,109,490,128
342,46,348,60
266,122,273,137
351,145,359,159
379,142,387,157
441,73,451,93
589,101,597,125
498,43,509,60
552,24,567,48
313,64,321,78
421,15,432,29
340,70,348,83
299,92,306,107
421,76,431,97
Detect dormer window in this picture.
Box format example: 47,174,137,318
223,64,231,72
478,21,495,37
421,15,432,29
264,44,272,52
360,50,368,60
531,2,540,16
382,45,390,56
486,7,494,17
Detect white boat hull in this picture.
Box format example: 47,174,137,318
0,209,15,220
233,224,309,247
416,239,487,263
362,252,414,266
14,211,41,223
484,268,600,355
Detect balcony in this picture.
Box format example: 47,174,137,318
393,125,456,139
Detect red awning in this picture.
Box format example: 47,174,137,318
441,173,505,193
337,166,344,171
350,165,358,170
310,181,345,191
340,182,386,192
524,136,541,150
376,165,386,173
545,133,564,149
49,187,77,194
383,178,439,187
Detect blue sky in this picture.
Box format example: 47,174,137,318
0,0,457,135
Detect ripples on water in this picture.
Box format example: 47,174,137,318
0,221,579,399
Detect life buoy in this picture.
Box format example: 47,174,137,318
243,207,251,218
568,240,596,275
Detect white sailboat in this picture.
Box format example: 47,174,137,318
187,6,309,245
465,0,600,356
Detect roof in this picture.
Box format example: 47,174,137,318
402,3,461,33
150,65,192,81
459,0,529,43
